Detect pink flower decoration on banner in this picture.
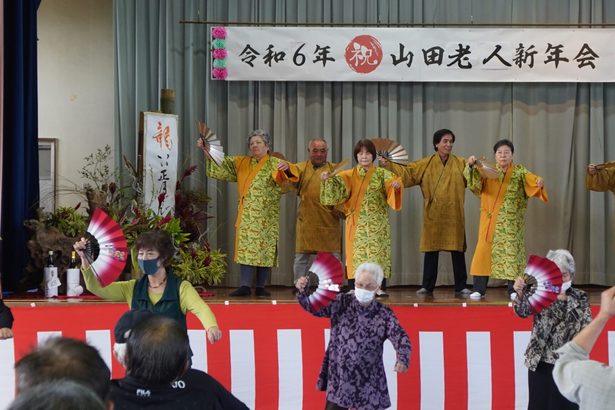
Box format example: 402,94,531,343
212,68,228,80
212,48,227,59
212,26,227,39
211,26,228,80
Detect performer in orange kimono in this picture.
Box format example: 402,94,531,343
198,129,299,297
466,139,548,300
320,139,402,296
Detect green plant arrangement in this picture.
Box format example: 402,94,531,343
43,206,88,238
108,157,227,287
23,145,227,291
174,243,226,287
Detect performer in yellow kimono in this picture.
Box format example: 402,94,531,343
465,139,548,300
384,129,471,297
320,139,402,296
290,138,342,282
198,129,299,297
586,162,615,193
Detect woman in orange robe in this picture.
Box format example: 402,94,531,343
465,139,548,299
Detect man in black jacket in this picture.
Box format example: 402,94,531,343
111,311,247,410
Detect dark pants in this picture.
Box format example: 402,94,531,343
324,400,347,410
239,264,271,288
473,275,489,295
528,362,578,410
422,251,468,292
473,276,515,296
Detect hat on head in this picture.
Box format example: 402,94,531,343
114,309,155,343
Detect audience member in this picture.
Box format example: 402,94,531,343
111,313,248,409
14,336,111,404
8,380,105,410
0,299,14,339
553,285,615,410
512,249,591,410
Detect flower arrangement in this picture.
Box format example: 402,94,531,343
117,158,227,286
211,26,228,80
25,146,227,290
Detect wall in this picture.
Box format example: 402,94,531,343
37,0,114,208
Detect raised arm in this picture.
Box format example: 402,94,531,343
320,173,349,207
586,164,615,193
463,156,483,196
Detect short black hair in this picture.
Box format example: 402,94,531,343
8,380,105,410
493,139,514,154
14,337,110,401
353,139,377,163
432,129,455,151
135,230,176,267
114,309,155,343
126,315,191,384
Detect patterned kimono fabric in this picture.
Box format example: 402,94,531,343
206,155,298,267
465,163,548,282
320,165,401,279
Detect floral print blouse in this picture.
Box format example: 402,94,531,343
513,287,592,371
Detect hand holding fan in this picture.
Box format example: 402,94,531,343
595,161,615,170
83,208,129,286
303,252,344,311
329,159,349,177
474,157,499,179
371,137,409,165
197,121,225,166
519,255,563,314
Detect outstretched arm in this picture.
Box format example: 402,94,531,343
573,286,615,353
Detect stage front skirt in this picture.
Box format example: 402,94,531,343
2,303,614,410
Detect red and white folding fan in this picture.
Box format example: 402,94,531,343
304,252,344,311
520,255,563,314
84,208,129,286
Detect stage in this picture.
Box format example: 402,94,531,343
1,286,614,410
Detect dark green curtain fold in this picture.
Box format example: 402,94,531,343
1,0,41,291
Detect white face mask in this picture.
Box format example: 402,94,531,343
561,281,572,293
354,287,376,304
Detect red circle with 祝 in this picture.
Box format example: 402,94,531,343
344,35,383,74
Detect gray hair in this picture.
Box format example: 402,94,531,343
354,262,384,286
247,129,271,147
546,249,575,278
308,138,328,149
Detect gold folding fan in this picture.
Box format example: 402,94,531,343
371,137,409,165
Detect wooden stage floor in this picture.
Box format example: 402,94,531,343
3,285,609,307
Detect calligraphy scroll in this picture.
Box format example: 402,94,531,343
142,112,178,215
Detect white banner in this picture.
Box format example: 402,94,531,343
142,112,178,215
213,27,615,82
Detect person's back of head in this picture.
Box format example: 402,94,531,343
14,337,110,402
8,380,105,410
126,314,191,384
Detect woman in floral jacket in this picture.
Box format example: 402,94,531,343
513,249,592,410
296,262,410,410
